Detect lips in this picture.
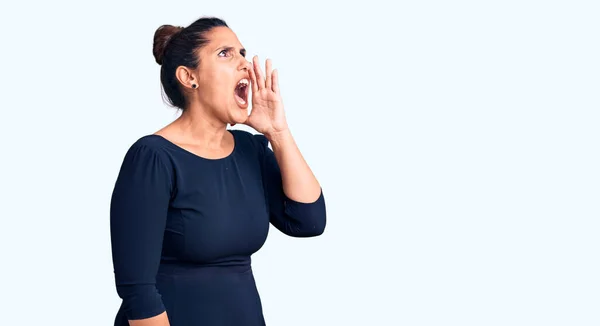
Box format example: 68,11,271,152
234,78,249,108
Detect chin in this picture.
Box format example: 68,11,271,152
227,106,248,125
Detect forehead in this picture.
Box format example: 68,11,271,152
203,26,243,49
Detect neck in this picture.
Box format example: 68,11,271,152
173,105,229,149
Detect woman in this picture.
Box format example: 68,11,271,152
109,16,326,326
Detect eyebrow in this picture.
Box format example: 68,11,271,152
217,46,246,57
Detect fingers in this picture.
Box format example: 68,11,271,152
272,68,279,94
253,56,265,90
251,55,278,93
248,60,259,94
265,58,272,91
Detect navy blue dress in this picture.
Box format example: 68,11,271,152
110,129,326,326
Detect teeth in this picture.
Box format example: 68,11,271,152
238,78,249,86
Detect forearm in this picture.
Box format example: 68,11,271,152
129,311,170,326
266,129,321,203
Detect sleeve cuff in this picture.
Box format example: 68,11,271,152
117,284,166,320
283,189,327,236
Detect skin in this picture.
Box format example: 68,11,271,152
135,26,322,326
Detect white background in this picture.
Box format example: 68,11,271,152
1,0,598,325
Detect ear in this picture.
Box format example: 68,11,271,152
175,66,198,89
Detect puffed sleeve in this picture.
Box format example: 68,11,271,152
109,141,172,320
254,134,326,237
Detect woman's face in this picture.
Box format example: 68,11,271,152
193,26,251,125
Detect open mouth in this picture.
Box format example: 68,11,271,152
234,78,249,107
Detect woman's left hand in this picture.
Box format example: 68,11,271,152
244,56,289,137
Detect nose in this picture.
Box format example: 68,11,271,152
238,58,251,71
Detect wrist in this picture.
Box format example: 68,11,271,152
265,128,292,147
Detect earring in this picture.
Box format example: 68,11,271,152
192,84,197,89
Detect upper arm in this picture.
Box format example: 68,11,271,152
110,141,172,320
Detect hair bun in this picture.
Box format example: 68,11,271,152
153,25,184,65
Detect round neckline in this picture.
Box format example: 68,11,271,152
150,129,237,162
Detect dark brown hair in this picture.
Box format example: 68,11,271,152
152,17,229,110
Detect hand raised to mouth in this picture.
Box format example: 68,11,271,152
242,56,289,137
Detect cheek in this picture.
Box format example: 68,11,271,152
197,66,236,106
200,79,227,102
205,74,230,93
217,83,235,106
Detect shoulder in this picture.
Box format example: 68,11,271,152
125,135,167,153
230,129,269,153
119,135,173,169
116,135,175,186
133,134,169,149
